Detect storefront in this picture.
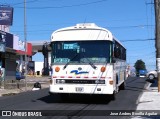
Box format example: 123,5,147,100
0,41,6,82
0,30,32,82
16,42,33,75
1,48,17,80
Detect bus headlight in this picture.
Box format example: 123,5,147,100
56,79,65,84
95,80,99,84
95,80,105,84
61,80,65,83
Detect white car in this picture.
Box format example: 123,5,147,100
146,70,157,80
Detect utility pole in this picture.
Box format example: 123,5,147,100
155,0,160,92
24,0,27,91
42,42,49,76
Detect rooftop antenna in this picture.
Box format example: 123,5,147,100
83,17,87,26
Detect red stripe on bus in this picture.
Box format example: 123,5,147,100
92,77,97,78
84,76,88,78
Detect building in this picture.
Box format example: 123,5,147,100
0,30,32,82
31,41,51,76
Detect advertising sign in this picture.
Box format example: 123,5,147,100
0,6,13,25
18,40,25,51
0,30,13,48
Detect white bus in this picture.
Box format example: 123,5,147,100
49,23,127,98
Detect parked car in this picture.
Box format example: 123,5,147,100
16,72,25,80
139,69,147,77
146,70,157,80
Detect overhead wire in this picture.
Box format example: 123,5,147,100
10,0,40,6
120,38,154,42
13,0,109,9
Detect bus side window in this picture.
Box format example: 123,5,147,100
114,44,121,58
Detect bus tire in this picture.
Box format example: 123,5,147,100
109,91,115,100
115,74,119,93
119,82,125,90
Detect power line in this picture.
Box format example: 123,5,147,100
11,0,39,6
107,25,154,29
14,0,109,9
120,38,155,42
10,24,154,32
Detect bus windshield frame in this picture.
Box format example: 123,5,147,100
51,40,113,64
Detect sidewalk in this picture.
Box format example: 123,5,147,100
131,79,160,118
0,76,50,96
136,79,160,110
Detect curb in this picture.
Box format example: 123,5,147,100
144,82,152,90
0,83,49,97
136,81,151,105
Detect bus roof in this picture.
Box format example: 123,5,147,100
51,23,124,47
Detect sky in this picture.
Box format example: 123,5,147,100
0,0,155,71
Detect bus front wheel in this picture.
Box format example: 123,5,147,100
109,91,115,100
119,82,125,90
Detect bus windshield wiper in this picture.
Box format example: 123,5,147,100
82,54,97,69
87,58,97,69
90,61,97,69
63,53,78,70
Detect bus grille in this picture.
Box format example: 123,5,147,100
56,79,105,84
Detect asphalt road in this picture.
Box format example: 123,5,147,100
0,77,147,119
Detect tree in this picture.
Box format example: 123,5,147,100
134,59,146,73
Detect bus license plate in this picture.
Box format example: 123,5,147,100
76,87,84,92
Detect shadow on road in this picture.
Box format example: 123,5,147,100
125,86,145,91
38,94,113,104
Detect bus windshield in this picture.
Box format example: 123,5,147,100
51,40,112,64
